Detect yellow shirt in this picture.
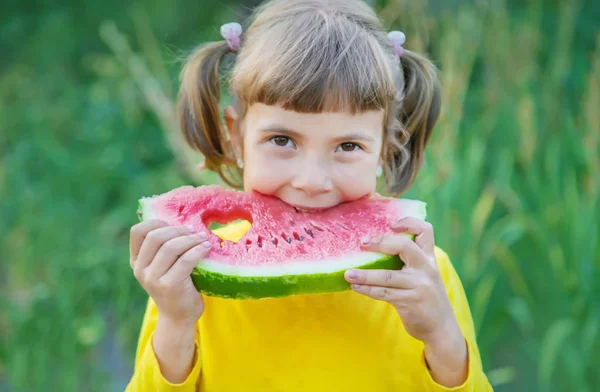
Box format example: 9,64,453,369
126,221,493,391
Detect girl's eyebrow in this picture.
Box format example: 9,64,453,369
258,124,303,139
258,124,376,143
331,133,376,143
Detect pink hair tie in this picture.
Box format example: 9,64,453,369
220,22,242,52
387,30,406,57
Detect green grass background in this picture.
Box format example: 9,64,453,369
1,0,598,391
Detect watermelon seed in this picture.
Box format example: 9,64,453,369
281,232,293,243
271,238,278,246
293,232,303,241
257,236,263,247
304,228,314,237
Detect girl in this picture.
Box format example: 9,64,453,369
127,0,493,390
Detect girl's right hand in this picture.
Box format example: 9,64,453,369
129,219,211,326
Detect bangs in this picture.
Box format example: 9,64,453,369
231,7,398,113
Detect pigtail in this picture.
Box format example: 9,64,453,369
177,41,241,188
386,50,442,195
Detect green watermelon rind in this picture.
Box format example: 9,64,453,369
137,199,152,222
190,254,403,299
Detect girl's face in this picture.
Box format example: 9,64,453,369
228,103,384,211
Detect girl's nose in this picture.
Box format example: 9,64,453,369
290,161,333,196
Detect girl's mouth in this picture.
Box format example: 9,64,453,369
292,206,328,213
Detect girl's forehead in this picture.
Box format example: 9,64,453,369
244,103,384,136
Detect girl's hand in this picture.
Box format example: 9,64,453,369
344,217,468,386
129,219,210,326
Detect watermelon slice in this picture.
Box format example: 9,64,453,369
137,185,427,299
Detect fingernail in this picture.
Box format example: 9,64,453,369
361,236,371,245
197,232,208,240
346,270,357,279
186,225,195,233
352,284,362,290
202,241,212,248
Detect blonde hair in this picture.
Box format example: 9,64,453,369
178,0,441,195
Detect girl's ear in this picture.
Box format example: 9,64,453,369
224,105,242,155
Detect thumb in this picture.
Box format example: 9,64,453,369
362,234,425,269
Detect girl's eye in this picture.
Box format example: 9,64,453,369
270,136,294,148
337,142,361,152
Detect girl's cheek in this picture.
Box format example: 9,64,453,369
244,155,290,194
335,163,378,200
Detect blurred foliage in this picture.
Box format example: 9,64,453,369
0,0,599,391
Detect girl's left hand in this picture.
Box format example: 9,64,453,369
344,217,462,348
344,217,469,386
